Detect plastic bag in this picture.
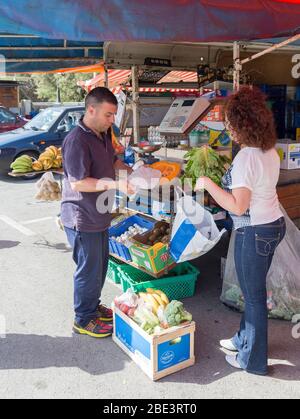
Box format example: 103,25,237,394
114,289,139,316
128,166,162,191
221,208,300,321
35,172,62,201
170,194,226,263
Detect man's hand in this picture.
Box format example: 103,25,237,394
116,179,136,196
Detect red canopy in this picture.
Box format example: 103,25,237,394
0,1,300,43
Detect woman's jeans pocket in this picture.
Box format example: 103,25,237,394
255,222,286,257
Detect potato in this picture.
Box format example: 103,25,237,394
149,234,156,243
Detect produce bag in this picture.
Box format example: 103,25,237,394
114,289,139,317
170,194,226,263
128,166,162,191
35,172,62,202
221,209,300,321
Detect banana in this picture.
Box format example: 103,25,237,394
39,153,54,161
146,288,156,295
139,292,160,315
46,146,58,159
151,293,166,308
146,294,160,315
52,157,62,169
153,290,170,306
42,159,53,170
32,161,44,171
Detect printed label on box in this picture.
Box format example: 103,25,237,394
157,334,191,372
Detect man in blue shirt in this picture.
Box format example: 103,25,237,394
61,87,134,338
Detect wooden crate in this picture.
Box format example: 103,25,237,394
113,306,195,381
278,183,300,220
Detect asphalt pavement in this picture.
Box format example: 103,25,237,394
0,173,299,399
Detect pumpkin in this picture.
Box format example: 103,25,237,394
151,161,181,181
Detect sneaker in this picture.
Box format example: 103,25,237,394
225,354,243,370
220,339,238,352
96,304,113,322
73,319,113,338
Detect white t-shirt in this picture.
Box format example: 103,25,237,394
230,147,284,226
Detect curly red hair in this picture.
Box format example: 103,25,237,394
224,87,277,151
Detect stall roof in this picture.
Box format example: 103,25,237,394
0,1,300,44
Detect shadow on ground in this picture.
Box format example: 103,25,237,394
0,241,20,250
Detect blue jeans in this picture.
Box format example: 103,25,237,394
65,227,109,327
233,217,286,375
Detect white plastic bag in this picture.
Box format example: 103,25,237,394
170,194,226,263
221,208,300,321
35,172,62,201
128,166,162,191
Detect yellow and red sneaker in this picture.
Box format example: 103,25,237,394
96,304,113,322
73,319,113,338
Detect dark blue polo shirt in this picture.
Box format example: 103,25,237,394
61,119,117,233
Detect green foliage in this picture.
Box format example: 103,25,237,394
182,145,232,188
31,73,93,102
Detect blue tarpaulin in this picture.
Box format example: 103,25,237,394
0,36,104,73
0,0,300,43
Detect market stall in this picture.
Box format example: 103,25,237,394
2,0,300,381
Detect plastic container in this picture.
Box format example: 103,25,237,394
117,262,200,300
109,215,156,261
188,131,201,147
107,257,125,284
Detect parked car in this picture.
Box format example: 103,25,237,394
0,106,27,133
0,106,85,178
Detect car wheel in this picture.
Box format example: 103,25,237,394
13,151,40,180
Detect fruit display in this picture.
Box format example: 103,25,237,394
151,161,181,182
9,146,63,175
10,155,34,174
133,222,170,247
182,145,231,188
34,146,62,171
114,288,192,336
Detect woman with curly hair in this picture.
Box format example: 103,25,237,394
195,87,286,375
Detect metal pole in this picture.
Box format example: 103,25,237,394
104,65,109,88
233,41,241,92
132,65,140,145
241,33,300,66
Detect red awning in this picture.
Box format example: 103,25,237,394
79,70,199,92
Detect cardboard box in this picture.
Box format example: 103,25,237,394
276,142,300,170
129,221,174,274
113,306,196,381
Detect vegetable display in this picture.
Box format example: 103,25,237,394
114,288,193,335
182,145,231,188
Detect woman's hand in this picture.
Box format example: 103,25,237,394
194,177,211,192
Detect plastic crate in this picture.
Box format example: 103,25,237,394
117,262,200,300
107,257,125,284
109,215,155,261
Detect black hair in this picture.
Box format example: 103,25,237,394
85,87,118,110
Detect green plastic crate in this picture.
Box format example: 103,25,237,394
107,257,125,284
117,262,200,300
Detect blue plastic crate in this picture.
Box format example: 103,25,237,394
109,215,155,261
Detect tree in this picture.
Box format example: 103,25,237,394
31,73,93,102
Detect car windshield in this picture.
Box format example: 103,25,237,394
24,108,63,131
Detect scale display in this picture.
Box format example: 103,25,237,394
159,97,210,134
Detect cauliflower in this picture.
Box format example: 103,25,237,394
164,300,192,327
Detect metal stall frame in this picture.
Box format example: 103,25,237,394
233,34,300,92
